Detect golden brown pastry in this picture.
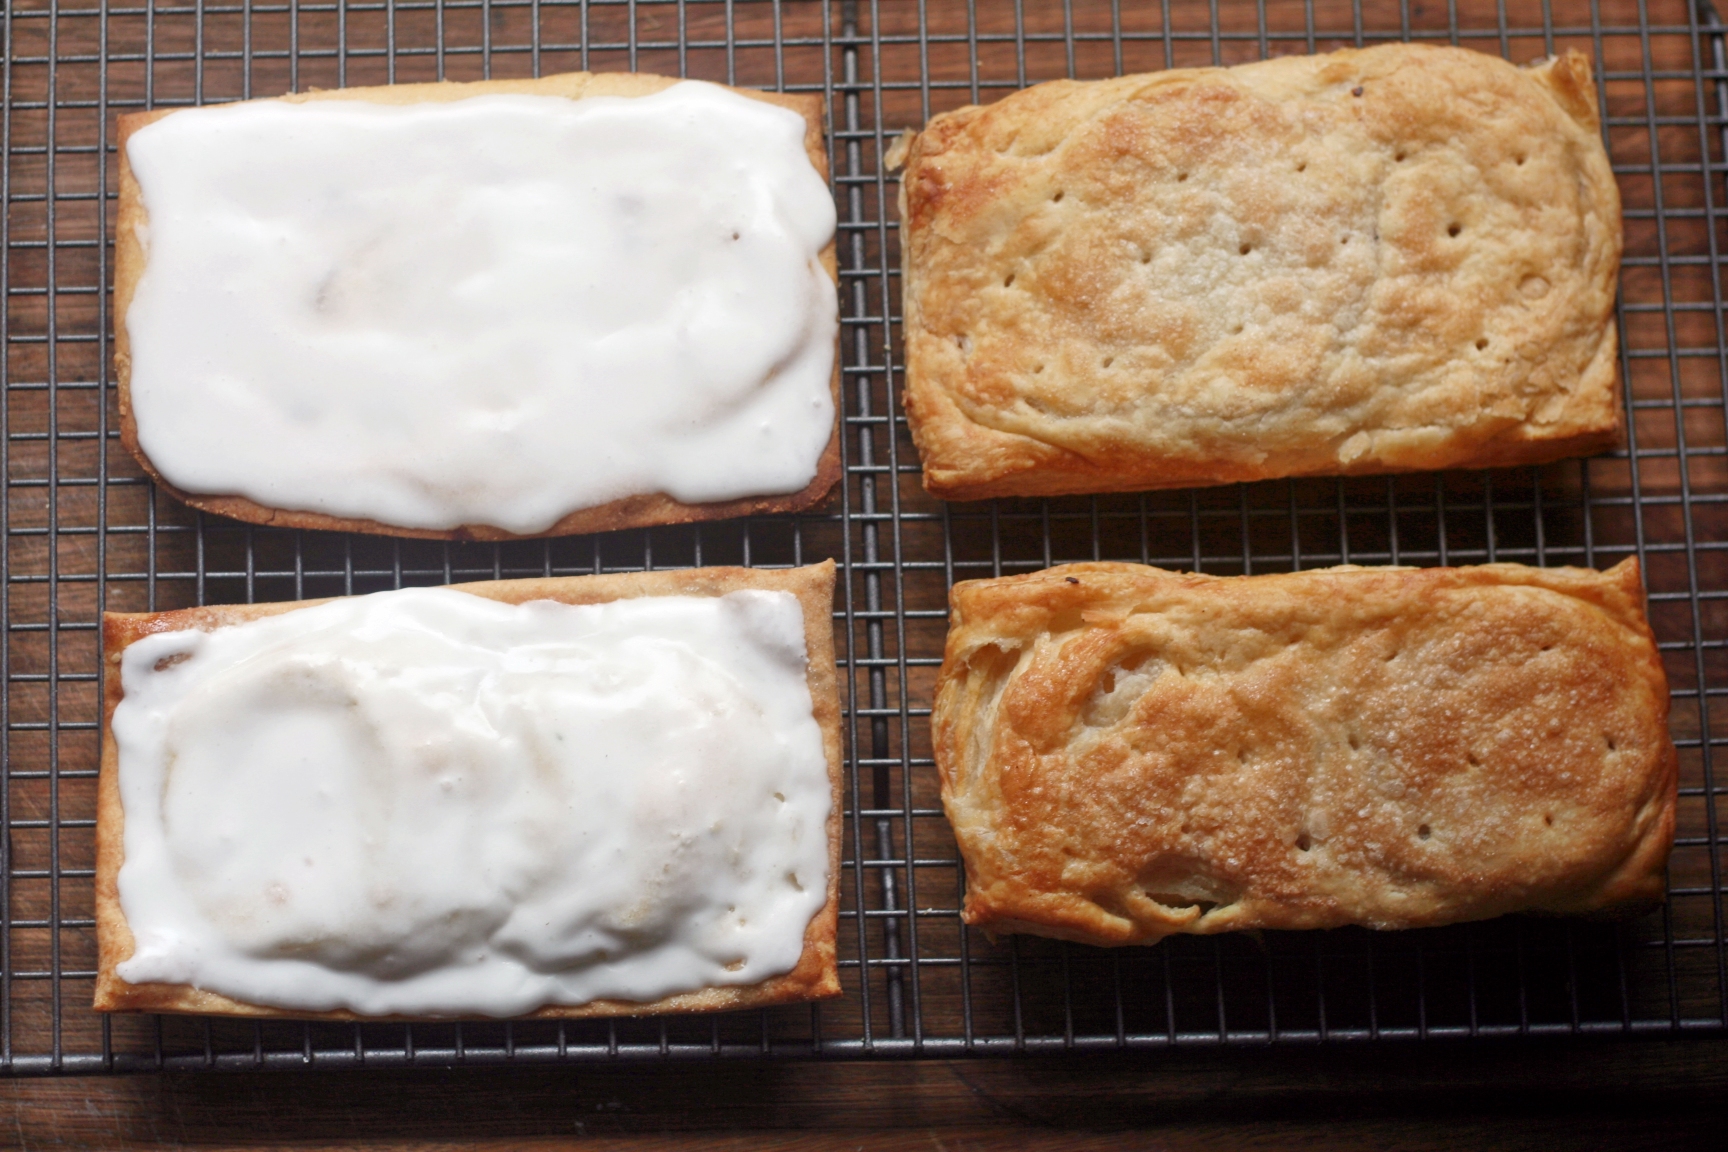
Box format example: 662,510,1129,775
896,45,1623,500
96,562,842,1019
934,559,1675,945
114,73,839,540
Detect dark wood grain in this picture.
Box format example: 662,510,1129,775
4,1039,1726,1149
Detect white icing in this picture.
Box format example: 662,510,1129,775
123,82,837,535
110,587,832,1017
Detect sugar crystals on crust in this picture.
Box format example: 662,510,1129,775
898,45,1623,499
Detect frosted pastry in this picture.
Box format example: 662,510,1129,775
895,45,1623,500
116,73,839,540
95,563,841,1019
933,559,1675,946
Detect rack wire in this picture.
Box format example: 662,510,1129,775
4,0,1726,1073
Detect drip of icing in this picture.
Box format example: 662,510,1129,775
124,82,837,534
111,587,831,1017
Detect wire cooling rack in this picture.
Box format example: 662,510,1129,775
3,0,1726,1073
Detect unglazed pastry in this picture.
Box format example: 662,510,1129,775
95,562,842,1019
934,560,1675,946
116,73,839,540
895,45,1623,500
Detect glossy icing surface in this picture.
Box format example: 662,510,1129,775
124,82,837,534
111,587,832,1016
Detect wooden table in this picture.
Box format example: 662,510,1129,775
4,1037,1725,1149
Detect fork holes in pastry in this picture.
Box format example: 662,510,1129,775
1447,222,1462,237
1347,733,1361,751
1295,833,1312,852
1177,171,1189,182
1238,243,1252,256
1033,364,1045,374
1101,356,1114,369
1003,273,1015,288
1296,162,1307,173
1516,153,1527,166
1394,151,1406,162
1475,337,1490,351
1052,190,1065,203
1417,824,1432,841
1544,813,1555,827
1606,735,1618,751
1468,753,1481,767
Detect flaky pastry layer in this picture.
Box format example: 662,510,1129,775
95,561,842,1019
114,72,840,540
897,45,1623,500
933,559,1675,946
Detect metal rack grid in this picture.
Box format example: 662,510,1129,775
3,0,1726,1073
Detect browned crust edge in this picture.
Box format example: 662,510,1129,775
931,558,1678,945
94,560,843,1020
896,46,1625,503
114,73,840,541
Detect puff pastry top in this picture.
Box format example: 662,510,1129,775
933,560,1675,946
898,45,1623,499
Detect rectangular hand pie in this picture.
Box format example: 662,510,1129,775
933,560,1675,945
117,73,839,539
897,45,1622,499
96,562,842,1019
